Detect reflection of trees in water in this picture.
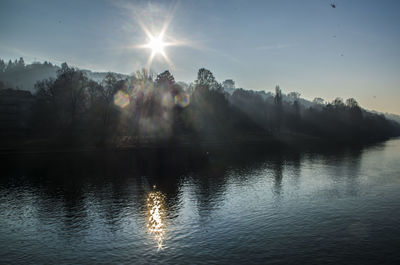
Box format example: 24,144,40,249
304,146,364,196
0,143,375,234
191,166,229,219
332,148,363,196
271,153,284,197
1,149,196,234
190,145,281,218
270,152,302,198
287,152,302,189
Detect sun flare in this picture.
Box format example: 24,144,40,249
134,16,189,69
147,35,166,55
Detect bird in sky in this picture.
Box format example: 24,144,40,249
331,3,336,8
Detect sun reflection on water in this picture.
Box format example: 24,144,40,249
146,189,166,250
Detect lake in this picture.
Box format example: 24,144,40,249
1,139,400,264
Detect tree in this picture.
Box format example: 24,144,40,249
346,98,362,123
0,59,5,72
17,57,25,69
222,79,235,92
103,72,118,95
288,92,300,102
332,97,344,107
289,92,301,120
155,70,175,90
195,68,218,90
6,60,13,71
88,73,127,140
60,62,69,72
313,97,325,105
345,98,359,108
135,68,154,83
34,64,89,133
274,85,283,131
87,79,103,107
274,85,282,106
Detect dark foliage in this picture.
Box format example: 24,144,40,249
1,58,399,148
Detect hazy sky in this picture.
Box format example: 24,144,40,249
1,0,399,114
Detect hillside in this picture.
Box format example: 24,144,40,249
0,58,127,92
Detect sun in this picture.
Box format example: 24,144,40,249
137,31,172,68
142,33,170,68
147,35,166,55
134,15,189,69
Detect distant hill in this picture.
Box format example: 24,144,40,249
0,61,58,91
0,58,127,92
80,70,128,83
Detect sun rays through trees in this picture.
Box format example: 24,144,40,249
1,59,399,148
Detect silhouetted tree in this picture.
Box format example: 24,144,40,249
97,73,124,133
2,58,399,147
135,68,154,83
332,97,345,108
288,92,300,102
17,57,25,69
346,98,358,108
274,85,283,131
0,59,5,72
33,64,89,137
155,70,175,90
313,97,325,105
6,60,13,71
195,68,219,91
222,79,235,92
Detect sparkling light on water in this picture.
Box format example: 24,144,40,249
146,190,166,250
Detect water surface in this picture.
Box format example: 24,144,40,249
1,140,400,264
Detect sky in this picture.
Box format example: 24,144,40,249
1,0,399,114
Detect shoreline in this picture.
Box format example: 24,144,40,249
0,133,394,156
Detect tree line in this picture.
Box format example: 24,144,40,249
1,59,399,147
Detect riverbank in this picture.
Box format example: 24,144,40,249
0,132,393,156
